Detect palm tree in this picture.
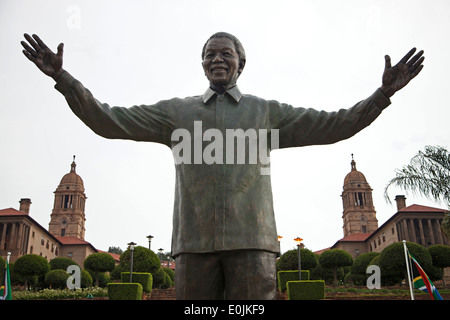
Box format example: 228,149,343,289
384,145,450,238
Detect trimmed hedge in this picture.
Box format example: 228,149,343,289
121,272,153,293
277,270,310,292
107,283,143,300
45,269,69,289
287,280,325,300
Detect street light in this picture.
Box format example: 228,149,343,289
128,242,137,283
277,235,283,257
294,237,303,280
146,235,154,250
158,248,164,265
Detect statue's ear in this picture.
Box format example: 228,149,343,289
238,59,246,76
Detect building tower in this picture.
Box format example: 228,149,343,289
48,156,87,240
341,155,378,237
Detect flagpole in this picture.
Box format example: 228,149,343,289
403,240,414,300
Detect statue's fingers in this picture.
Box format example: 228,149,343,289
22,49,36,62
410,64,424,80
32,34,50,50
384,55,391,70
21,41,38,57
24,33,41,52
399,47,416,64
406,50,424,68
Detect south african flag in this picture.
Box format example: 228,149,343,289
408,250,443,300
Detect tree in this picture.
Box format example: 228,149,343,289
379,241,439,286
45,269,69,289
384,146,450,240
119,246,161,274
276,248,318,271
108,246,123,255
13,254,50,289
351,252,380,275
83,252,115,286
428,244,450,288
49,257,79,270
318,249,353,285
442,213,450,240
384,145,450,206
346,252,380,285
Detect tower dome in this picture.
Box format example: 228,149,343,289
341,155,378,237
49,156,87,240
58,156,84,192
343,157,368,187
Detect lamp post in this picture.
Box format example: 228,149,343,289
277,235,282,257
294,237,303,280
146,235,154,250
128,242,136,283
158,248,164,265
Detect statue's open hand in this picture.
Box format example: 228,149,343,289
21,34,64,81
381,48,424,98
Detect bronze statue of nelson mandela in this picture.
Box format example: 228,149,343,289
21,31,424,299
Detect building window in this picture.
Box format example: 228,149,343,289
63,195,74,209
61,229,66,237
362,225,367,233
355,192,364,206
41,237,44,245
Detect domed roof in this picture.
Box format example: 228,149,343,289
58,156,84,190
343,158,368,187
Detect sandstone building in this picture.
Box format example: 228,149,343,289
330,157,449,258
0,158,119,267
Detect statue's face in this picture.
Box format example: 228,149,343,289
202,37,244,91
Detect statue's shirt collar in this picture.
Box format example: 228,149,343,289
202,86,242,104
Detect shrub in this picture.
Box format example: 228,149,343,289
161,271,172,289
84,252,115,286
318,249,353,285
277,249,318,271
121,272,153,293
50,257,79,271
277,270,310,293
346,252,380,285
428,244,450,286
287,280,325,300
163,267,175,283
86,270,111,287
13,254,50,289
45,269,69,289
379,241,436,285
351,252,380,275
80,269,93,288
107,283,143,300
119,246,161,274
152,269,166,288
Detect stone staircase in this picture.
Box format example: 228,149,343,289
147,287,176,300
146,287,286,300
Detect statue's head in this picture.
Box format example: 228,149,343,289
202,32,246,92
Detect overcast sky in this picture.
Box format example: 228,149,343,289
1,0,449,256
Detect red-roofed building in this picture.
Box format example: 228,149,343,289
0,159,120,266
316,157,449,260
0,204,61,263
